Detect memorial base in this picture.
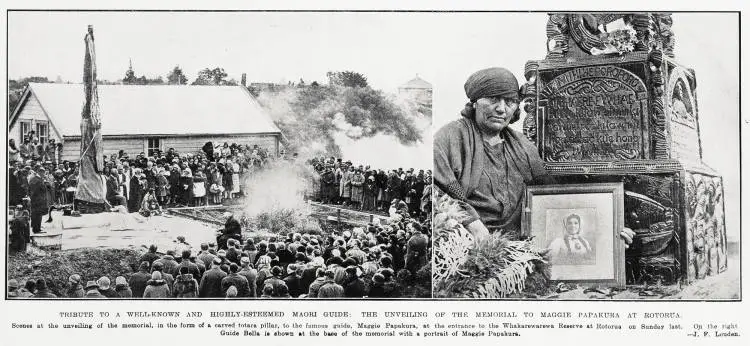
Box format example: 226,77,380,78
546,160,727,285
73,199,107,214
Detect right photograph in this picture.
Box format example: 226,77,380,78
432,12,740,300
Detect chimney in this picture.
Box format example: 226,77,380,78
241,73,247,87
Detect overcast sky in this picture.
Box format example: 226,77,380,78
8,12,740,238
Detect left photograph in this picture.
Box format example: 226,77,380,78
6,11,432,299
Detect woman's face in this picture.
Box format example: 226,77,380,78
565,217,580,235
474,96,518,134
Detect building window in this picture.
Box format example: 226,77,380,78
147,138,161,157
19,121,31,143
36,122,49,144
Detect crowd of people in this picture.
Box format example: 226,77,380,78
8,135,275,250
8,208,431,299
309,157,432,220
8,133,432,298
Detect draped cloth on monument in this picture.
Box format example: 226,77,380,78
74,26,106,208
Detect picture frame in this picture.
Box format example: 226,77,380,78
522,182,625,288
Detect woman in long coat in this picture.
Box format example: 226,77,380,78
375,170,388,211
128,170,144,212
156,168,169,206
168,165,181,206
180,167,194,206
340,166,352,205
350,170,365,208
320,166,337,204
362,175,378,211
222,162,234,200
230,159,241,197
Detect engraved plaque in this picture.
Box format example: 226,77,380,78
667,69,702,162
539,66,649,162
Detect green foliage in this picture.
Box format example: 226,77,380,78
247,208,316,236
124,64,137,84
166,65,188,85
192,67,230,85
432,193,547,298
123,63,163,85
8,77,51,114
327,71,368,88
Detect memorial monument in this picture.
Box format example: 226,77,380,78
521,13,727,284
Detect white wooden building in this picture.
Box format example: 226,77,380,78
9,83,282,161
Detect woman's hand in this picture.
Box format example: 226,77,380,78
620,227,635,249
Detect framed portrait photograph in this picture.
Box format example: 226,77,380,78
522,183,625,288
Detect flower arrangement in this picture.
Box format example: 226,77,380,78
432,193,547,298
604,25,638,54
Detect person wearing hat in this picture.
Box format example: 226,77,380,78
173,250,201,280
106,167,128,208
221,263,250,297
31,278,56,298
96,276,118,298
405,222,430,274
129,261,153,298
305,268,327,298
114,276,132,298
152,261,175,289
168,163,181,206
156,166,169,205
433,68,636,247
237,257,258,298
282,264,303,298
174,236,191,257
317,270,345,298
27,166,49,234
325,256,347,285
367,273,387,298
173,266,199,298
66,274,85,298
7,279,20,298
143,271,170,298
225,239,242,266
361,252,380,277
362,174,378,211
84,281,105,298
343,266,366,298
262,266,286,297
139,244,161,268
199,257,228,298
345,240,367,266
9,206,30,253
197,243,216,268
339,165,353,206
386,170,402,205
153,250,179,277
320,163,337,205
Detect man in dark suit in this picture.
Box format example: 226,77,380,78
106,168,127,207
28,166,49,234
